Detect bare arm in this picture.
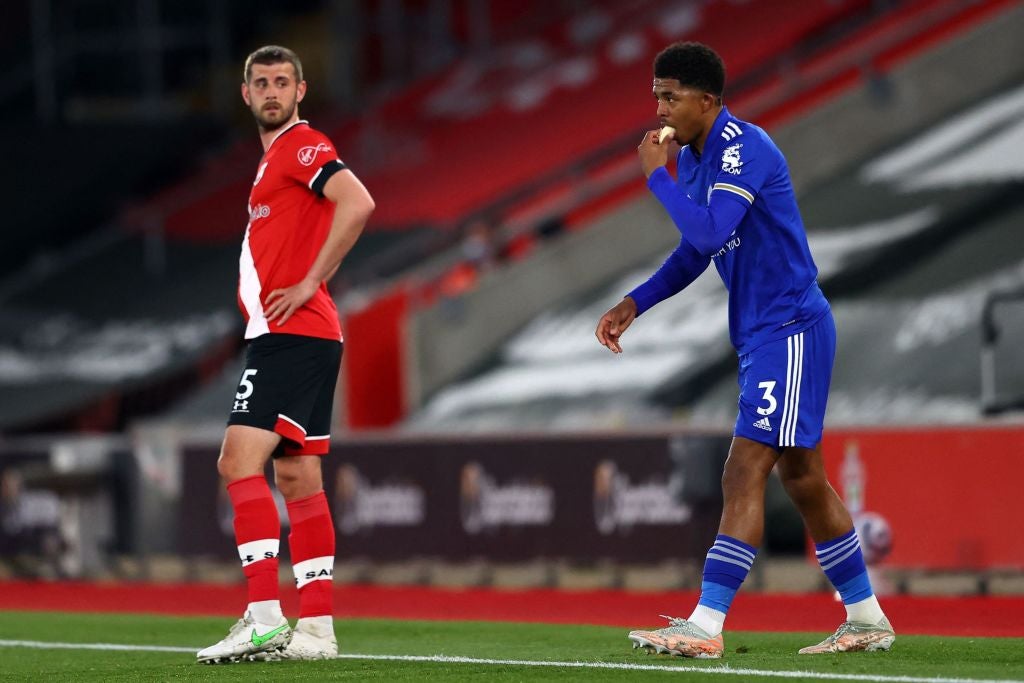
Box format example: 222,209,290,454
264,170,375,325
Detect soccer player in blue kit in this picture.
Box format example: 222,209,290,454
595,42,895,658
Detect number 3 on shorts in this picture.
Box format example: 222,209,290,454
236,369,258,400
756,380,777,416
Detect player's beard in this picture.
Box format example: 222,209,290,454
252,100,296,132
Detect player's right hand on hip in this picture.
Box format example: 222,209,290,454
595,297,637,354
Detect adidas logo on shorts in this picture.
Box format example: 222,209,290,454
753,416,772,432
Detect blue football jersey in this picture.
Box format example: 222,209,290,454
629,107,829,354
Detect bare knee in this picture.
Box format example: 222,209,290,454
722,459,761,497
218,447,260,482
217,426,279,483
777,455,830,508
274,457,322,501
274,467,301,498
721,444,776,500
777,447,853,540
780,469,825,505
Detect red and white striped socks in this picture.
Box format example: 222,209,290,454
286,490,335,624
226,475,283,624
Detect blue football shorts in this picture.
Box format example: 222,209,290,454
733,310,836,450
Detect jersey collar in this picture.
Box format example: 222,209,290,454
700,107,735,162
266,119,309,151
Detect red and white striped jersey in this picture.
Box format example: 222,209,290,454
238,120,346,341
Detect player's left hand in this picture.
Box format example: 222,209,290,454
638,130,671,178
263,278,319,326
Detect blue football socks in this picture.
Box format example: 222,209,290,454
688,534,757,637
815,528,885,624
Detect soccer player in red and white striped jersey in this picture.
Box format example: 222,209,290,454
197,45,374,664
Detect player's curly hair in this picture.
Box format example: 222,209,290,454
653,42,725,98
244,45,304,83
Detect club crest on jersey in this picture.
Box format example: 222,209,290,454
721,143,743,175
298,142,332,166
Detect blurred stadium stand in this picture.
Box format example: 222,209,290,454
9,0,1018,433
0,0,851,429
1,0,450,431
2,0,1023,591
409,80,1024,429
404,0,1024,430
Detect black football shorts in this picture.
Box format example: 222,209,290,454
227,333,343,456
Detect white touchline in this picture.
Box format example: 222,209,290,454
0,640,1018,683
334,654,1021,682
0,639,195,653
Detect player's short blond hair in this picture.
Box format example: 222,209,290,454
244,45,303,84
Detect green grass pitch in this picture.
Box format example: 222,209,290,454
0,611,1022,682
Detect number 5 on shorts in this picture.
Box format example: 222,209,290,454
236,369,258,400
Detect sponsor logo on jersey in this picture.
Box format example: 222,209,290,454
753,416,772,432
712,235,741,259
721,143,743,175
297,142,332,166
249,203,271,222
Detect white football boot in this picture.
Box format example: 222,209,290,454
196,611,292,664
261,619,338,661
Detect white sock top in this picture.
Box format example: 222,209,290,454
296,615,334,637
688,604,727,638
845,594,886,625
247,600,284,624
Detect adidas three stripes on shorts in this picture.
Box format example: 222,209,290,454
733,310,836,451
